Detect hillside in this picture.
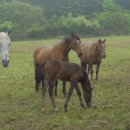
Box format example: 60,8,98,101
0,0,130,39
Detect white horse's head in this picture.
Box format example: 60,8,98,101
0,30,12,67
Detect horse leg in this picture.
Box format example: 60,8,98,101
88,65,91,80
64,83,74,112
63,81,67,97
48,83,57,112
81,62,87,70
74,84,86,108
96,62,101,80
41,79,48,112
35,64,43,92
91,65,93,80
54,80,58,96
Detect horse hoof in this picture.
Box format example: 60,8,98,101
64,109,68,112
41,107,45,112
54,107,58,112
81,104,86,109
92,105,98,110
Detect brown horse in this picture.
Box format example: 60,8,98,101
33,33,82,95
41,60,93,112
80,39,106,80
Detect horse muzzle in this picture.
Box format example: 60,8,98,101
2,60,9,67
78,52,82,57
102,55,106,59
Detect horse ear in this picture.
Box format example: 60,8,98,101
98,38,101,43
71,32,74,37
7,30,11,35
103,39,106,43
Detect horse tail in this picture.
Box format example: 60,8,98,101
35,63,44,92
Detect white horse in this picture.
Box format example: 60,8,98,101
0,30,12,67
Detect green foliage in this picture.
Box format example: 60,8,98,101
102,0,121,12
98,10,130,34
1,0,130,39
56,13,101,35
0,21,14,31
0,1,46,39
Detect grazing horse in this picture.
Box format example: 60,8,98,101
41,60,93,112
34,33,82,95
80,39,106,80
0,30,12,67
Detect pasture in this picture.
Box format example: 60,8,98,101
0,36,130,130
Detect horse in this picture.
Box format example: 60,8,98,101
33,33,82,96
0,30,12,67
80,39,106,80
41,60,93,112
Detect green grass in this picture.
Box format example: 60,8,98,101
0,36,130,130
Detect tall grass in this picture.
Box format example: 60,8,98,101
0,36,130,130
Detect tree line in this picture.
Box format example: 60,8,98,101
0,0,130,39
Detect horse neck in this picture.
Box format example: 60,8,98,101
93,43,102,60
80,70,90,90
54,41,71,57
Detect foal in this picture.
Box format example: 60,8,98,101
34,33,82,96
80,39,106,80
41,60,93,112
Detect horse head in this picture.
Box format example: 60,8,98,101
96,39,106,59
83,81,93,107
66,32,82,57
0,30,12,67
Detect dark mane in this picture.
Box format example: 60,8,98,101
64,37,70,44
63,34,81,44
74,35,81,42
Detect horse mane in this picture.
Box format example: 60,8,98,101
63,34,81,44
64,37,70,44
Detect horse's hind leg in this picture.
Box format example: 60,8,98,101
35,64,42,92
41,79,48,112
54,80,58,96
64,83,74,112
74,84,86,108
48,83,57,112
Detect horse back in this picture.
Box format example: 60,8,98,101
34,45,52,65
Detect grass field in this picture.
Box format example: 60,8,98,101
0,36,130,130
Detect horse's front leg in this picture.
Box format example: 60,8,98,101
74,83,86,108
63,81,67,97
41,79,48,112
96,62,101,80
88,64,93,81
48,83,57,112
81,62,87,70
64,83,74,112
